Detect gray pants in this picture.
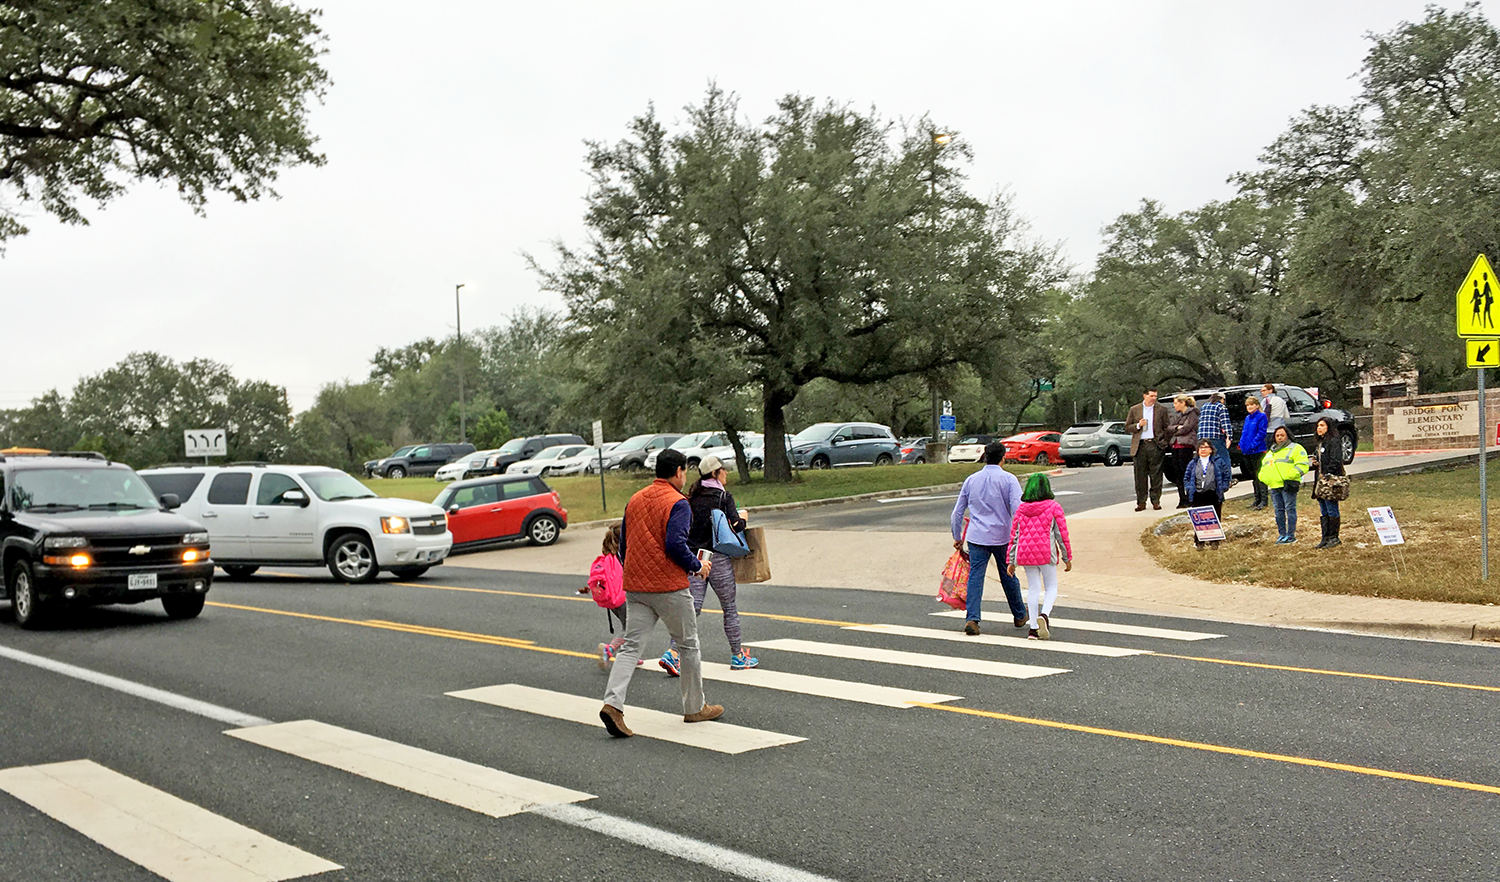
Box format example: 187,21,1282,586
602,588,705,716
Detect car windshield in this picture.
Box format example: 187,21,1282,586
389,445,417,458
956,435,986,445
790,424,838,445
10,467,161,512
614,434,656,452
670,433,711,450
301,470,378,502
495,437,528,455
1064,425,1101,435
532,446,570,461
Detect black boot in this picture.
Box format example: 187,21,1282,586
1314,516,1330,548
1325,516,1341,548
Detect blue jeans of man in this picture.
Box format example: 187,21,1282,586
1207,438,1232,487
965,542,1026,623
1272,487,1298,539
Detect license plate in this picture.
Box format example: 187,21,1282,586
128,573,158,591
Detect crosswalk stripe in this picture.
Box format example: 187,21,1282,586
700,662,962,707
0,760,340,882
447,684,805,754
225,720,592,817
742,638,1069,679
845,623,1150,657
927,609,1225,641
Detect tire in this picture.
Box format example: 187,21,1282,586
1104,447,1121,467
687,458,700,470
9,560,48,630
750,458,763,470
162,594,205,620
810,455,831,470
390,566,431,580
222,565,259,580
1341,432,1357,465
385,466,406,479
914,456,925,464
1063,458,1081,468
327,532,379,583
527,515,561,547
1035,452,1049,465
539,467,552,477
875,454,893,466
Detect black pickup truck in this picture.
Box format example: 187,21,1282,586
0,452,214,629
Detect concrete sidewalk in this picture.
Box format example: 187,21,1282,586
453,448,1500,643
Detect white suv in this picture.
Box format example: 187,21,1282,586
140,464,452,583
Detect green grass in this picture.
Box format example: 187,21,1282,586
1143,458,1500,604
360,461,1048,525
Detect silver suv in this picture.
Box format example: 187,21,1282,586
1059,421,1134,468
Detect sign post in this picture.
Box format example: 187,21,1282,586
592,420,607,514
1457,253,1497,580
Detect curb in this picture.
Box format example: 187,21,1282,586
1298,620,1500,643
568,481,970,531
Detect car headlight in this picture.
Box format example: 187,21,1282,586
182,531,210,544
381,516,411,534
44,536,88,550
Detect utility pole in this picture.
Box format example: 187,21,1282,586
455,283,467,444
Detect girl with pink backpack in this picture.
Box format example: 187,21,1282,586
1006,473,1073,640
585,524,641,669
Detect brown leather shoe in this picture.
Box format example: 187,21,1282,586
684,704,724,723
1152,502,1162,510
599,704,633,738
1135,504,1146,511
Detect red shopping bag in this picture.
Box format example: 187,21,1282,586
937,548,970,609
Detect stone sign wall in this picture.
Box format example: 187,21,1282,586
1373,390,1500,451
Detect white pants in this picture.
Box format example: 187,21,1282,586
1023,564,1058,627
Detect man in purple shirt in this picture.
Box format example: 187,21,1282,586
950,441,1026,635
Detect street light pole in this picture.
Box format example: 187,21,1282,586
455,283,466,444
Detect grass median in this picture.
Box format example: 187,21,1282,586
1142,459,1500,605
361,460,1049,524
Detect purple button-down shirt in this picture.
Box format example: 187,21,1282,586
951,464,1023,547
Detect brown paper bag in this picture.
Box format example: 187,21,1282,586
731,526,772,584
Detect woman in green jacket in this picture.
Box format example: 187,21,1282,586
1258,425,1310,544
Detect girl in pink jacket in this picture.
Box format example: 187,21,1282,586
1006,473,1073,640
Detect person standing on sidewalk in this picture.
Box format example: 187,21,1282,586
1006,473,1072,640
1238,395,1270,510
1308,418,1346,549
1183,439,1224,549
1197,392,1233,491
599,449,723,738
1258,426,1309,545
1168,394,1200,509
1260,383,1289,442
950,441,1026,635
1127,389,1172,511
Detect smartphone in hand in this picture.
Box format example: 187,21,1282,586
696,548,711,563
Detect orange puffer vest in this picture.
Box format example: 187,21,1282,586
622,480,690,593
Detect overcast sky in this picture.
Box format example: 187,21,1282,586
4,1,1490,412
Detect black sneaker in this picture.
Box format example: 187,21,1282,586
1027,628,1040,640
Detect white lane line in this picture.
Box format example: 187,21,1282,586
225,720,592,817
534,802,840,882
0,645,271,728
742,638,1068,679
845,623,1149,658
1053,490,1083,495
448,684,804,754
927,610,1225,640
0,760,339,882
700,662,961,708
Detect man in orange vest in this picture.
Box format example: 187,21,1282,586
600,448,724,737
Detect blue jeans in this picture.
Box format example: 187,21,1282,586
1207,438,1232,488
965,542,1026,622
1272,487,1298,538
1318,497,1340,518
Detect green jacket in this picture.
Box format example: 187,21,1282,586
1258,442,1309,490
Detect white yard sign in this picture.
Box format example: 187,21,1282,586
1367,506,1406,546
183,429,227,458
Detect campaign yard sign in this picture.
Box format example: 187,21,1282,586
1188,506,1225,542
1367,506,1406,546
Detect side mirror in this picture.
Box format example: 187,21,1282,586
282,490,310,508
447,504,460,515
159,493,181,510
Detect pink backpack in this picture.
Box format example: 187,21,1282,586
588,554,624,609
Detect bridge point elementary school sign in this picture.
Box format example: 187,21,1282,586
1386,401,1479,442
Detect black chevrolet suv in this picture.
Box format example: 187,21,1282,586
0,452,214,629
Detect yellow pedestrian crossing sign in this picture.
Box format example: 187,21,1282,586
1457,253,1499,337
1468,339,1500,368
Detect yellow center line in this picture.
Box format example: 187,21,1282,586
1155,653,1500,693
909,702,1500,796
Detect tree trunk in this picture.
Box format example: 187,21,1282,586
1010,380,1042,434
722,421,750,484
762,384,796,483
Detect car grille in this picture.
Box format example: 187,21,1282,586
88,535,185,566
410,516,446,536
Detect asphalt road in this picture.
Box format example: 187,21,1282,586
4,558,1500,881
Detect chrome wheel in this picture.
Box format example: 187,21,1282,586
1341,433,1357,464
386,466,406,479
329,536,376,582
12,566,34,623
1104,447,1121,467
529,515,560,546
810,456,830,470
1035,452,1049,465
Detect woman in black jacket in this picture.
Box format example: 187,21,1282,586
1307,418,1347,549
682,455,759,670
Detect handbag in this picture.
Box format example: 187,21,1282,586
710,507,750,558
937,549,970,610
730,527,772,583
1314,473,1350,501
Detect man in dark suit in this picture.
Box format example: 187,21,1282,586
1127,389,1171,511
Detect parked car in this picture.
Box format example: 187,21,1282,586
434,448,501,483
698,433,767,471
473,434,588,477
644,432,716,472
1176,383,1358,475
140,464,451,583
600,433,684,472
581,443,620,475
0,451,214,628
364,445,416,477
1059,421,1133,467
947,434,995,464
541,446,610,477
898,437,929,464
788,422,901,469
508,444,590,477
368,442,476,479
434,474,568,550
1002,431,1063,465
650,431,761,471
